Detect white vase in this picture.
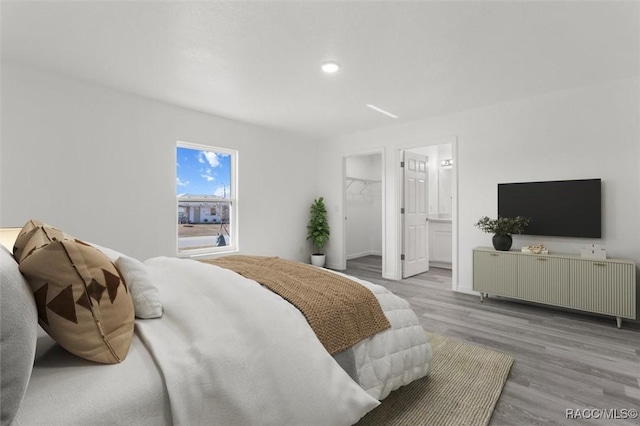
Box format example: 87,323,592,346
310,254,326,267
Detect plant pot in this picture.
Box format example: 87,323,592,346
311,254,326,267
492,234,513,251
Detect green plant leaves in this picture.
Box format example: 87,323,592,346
474,216,530,235
307,197,330,253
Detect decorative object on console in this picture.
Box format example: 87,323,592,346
474,216,530,251
521,244,548,254
307,197,330,267
581,243,607,260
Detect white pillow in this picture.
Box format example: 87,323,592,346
88,242,125,263
115,256,163,319
1,246,38,424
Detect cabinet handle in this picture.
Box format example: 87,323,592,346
490,253,499,257
537,258,547,261
594,262,607,267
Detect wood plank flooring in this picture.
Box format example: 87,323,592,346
345,256,640,426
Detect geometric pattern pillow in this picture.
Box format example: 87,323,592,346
12,219,74,264
18,239,135,364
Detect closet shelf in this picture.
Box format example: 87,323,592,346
346,176,382,194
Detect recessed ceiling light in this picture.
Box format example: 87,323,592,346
321,61,340,73
366,104,398,119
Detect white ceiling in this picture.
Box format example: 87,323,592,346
2,1,638,139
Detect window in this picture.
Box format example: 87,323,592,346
176,142,237,255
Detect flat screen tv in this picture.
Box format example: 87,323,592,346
498,179,601,238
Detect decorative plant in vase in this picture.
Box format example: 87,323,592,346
307,197,330,267
474,216,530,251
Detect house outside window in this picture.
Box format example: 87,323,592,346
176,141,237,255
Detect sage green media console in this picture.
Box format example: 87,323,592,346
473,247,636,328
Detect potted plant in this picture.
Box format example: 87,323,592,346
307,197,330,267
474,216,530,251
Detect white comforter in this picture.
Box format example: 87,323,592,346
137,257,379,426
137,257,431,425
337,272,432,400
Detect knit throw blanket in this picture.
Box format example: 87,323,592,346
201,256,391,354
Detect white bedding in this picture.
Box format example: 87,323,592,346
13,256,431,426
136,257,379,426
339,272,432,400
13,329,172,426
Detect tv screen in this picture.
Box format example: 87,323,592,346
498,179,601,238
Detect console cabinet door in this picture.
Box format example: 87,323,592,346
473,251,518,297
518,256,570,307
570,260,636,319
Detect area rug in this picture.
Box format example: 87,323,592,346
356,334,514,426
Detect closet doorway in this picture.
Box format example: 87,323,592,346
343,152,384,276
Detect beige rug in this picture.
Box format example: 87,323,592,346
356,334,514,426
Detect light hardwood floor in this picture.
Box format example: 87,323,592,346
345,256,640,426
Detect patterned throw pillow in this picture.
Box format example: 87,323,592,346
16,221,134,364
12,219,73,263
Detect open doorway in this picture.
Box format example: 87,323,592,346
343,152,384,276
402,143,454,278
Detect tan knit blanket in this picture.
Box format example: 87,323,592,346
201,256,391,354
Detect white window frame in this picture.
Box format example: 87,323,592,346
176,141,238,257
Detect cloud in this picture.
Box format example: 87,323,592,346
214,185,228,198
176,177,189,187
199,151,221,168
201,174,215,182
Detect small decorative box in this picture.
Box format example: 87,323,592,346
521,244,548,255
581,244,607,260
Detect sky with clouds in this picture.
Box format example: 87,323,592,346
176,146,231,198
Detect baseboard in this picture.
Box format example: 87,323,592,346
346,251,382,260
429,261,452,270
382,272,397,280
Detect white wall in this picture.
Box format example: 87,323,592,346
345,154,382,259
0,63,318,261
317,77,640,291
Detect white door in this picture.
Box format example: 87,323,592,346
403,151,430,278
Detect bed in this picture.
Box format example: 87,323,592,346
1,221,432,426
